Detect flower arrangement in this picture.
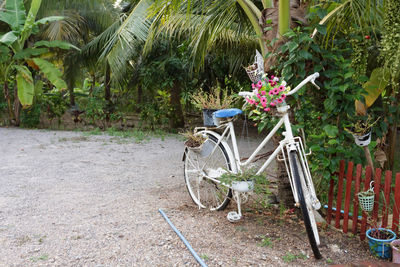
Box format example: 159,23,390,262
244,74,291,113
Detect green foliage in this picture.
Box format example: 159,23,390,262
138,90,171,129
257,235,273,248
21,104,41,128
269,25,366,201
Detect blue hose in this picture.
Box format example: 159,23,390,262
158,209,208,267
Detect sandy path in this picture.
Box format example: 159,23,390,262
0,128,371,266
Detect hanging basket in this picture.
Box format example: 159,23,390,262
245,50,264,83
358,189,375,212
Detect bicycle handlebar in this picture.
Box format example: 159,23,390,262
286,72,320,96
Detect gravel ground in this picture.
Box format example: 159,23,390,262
0,127,374,266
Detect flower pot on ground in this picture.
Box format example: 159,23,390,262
366,228,396,259
391,239,400,263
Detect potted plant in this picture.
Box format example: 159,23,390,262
182,131,207,154
366,226,396,259
219,168,267,193
345,114,380,147
391,239,400,263
190,86,236,127
345,114,380,174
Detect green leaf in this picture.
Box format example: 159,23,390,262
34,40,80,51
327,139,338,145
0,0,26,31
363,68,389,108
0,46,10,63
316,24,327,35
34,16,64,26
15,65,34,106
323,125,339,138
298,50,312,60
34,80,43,95
288,42,299,53
32,58,67,90
0,31,18,46
13,47,48,60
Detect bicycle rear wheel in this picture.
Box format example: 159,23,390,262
289,150,322,259
183,133,232,211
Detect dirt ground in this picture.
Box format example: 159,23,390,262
0,127,377,266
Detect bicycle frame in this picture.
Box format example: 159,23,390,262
196,104,318,207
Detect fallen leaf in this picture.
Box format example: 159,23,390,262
374,149,387,168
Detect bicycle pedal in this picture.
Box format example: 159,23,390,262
227,211,241,222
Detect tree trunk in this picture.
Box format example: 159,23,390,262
68,83,75,107
104,64,112,127
169,81,185,129
136,84,143,112
89,73,95,96
13,84,21,126
3,82,14,123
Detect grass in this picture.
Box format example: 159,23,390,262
282,252,307,263
200,254,209,261
257,236,273,248
30,254,48,262
83,127,175,143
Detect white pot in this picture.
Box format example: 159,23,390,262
231,181,254,193
353,130,371,147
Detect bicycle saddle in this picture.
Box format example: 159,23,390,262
213,108,243,118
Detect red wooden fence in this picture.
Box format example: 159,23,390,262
326,160,400,240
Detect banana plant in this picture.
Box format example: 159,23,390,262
0,0,78,107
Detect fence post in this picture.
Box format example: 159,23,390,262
335,161,346,229
360,166,372,241
382,171,392,228
352,164,362,235
392,173,400,233
343,162,354,233
372,168,382,223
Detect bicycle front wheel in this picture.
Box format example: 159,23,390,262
183,133,232,211
289,150,322,259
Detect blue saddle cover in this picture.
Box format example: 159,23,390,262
214,108,243,118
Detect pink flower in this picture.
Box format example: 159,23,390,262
252,83,255,89
264,108,271,112
273,88,279,95
262,102,266,108
279,85,285,91
245,97,250,103
256,93,261,98
270,102,276,107
268,90,274,96
260,97,267,103
277,98,283,103
257,80,263,88
271,75,275,79
281,94,286,99
261,91,266,96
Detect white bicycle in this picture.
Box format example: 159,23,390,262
183,73,322,259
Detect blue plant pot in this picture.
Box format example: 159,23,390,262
366,228,396,259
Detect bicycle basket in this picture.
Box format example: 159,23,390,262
245,50,264,83
358,189,375,212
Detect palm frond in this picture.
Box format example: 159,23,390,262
101,0,152,86
312,0,384,46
